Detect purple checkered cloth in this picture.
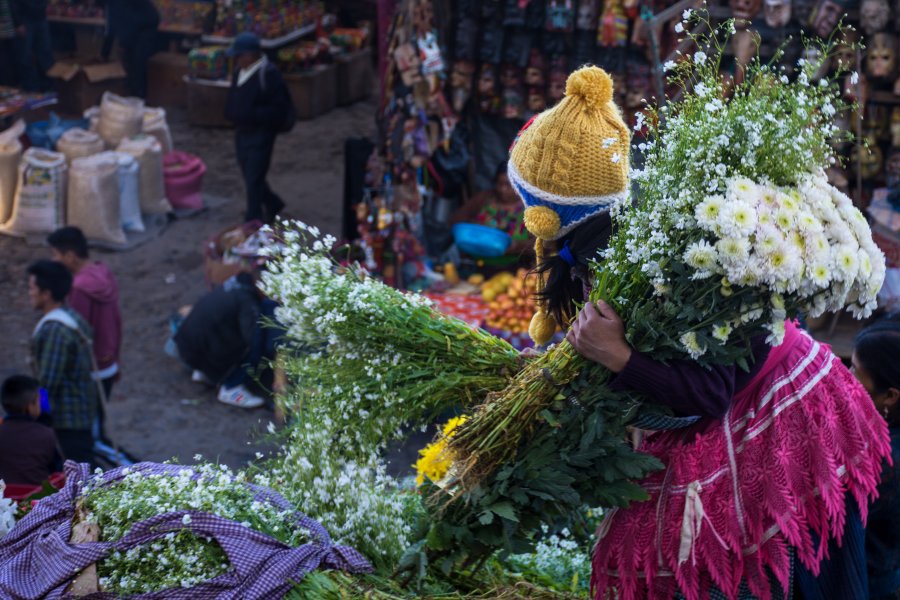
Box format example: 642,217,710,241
0,461,372,599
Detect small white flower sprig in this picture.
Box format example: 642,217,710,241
590,11,882,363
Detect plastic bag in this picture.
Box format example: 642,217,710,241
97,92,145,148
25,113,89,150
0,148,66,236
68,152,126,245
163,151,205,210
117,135,171,215
143,107,174,154
0,120,24,225
57,128,105,164
108,151,144,232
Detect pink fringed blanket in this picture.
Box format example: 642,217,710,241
591,321,891,600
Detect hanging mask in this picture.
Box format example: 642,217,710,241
860,0,891,34
891,107,900,148
477,64,501,114
577,0,600,30
525,49,547,87
730,0,763,26
547,57,568,103
867,32,897,80
418,31,445,76
502,87,525,120
449,60,476,113
526,87,547,113
809,0,845,39
764,0,792,27
500,64,523,90
394,43,423,87
793,0,817,24
852,133,884,180
546,0,575,32
833,30,859,71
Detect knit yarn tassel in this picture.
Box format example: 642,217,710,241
528,238,557,346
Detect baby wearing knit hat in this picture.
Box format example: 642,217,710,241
508,65,631,344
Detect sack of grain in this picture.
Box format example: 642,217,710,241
84,106,100,132
97,92,144,148
57,128,104,164
67,153,125,245
143,107,173,154
108,151,144,233
0,148,66,236
0,120,24,225
117,135,171,215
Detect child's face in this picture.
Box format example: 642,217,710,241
851,351,899,418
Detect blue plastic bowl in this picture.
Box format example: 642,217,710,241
452,223,512,258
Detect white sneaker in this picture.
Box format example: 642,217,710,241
191,370,212,385
217,385,265,409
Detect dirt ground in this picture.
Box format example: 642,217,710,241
0,98,377,468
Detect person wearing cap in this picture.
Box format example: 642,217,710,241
224,32,293,225
101,0,159,98
509,66,879,599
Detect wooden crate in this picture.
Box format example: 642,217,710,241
47,61,128,116
147,53,189,109
284,64,337,120
335,48,373,106
186,78,232,128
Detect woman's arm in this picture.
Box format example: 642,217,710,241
567,301,736,418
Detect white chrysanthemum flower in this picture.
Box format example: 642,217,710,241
773,208,795,230
765,319,787,345
835,244,860,281
712,323,733,343
684,240,719,271
727,177,758,202
716,237,750,264
695,196,725,230
796,212,824,234
679,331,707,359
808,262,831,288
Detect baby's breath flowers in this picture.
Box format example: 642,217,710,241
82,463,309,596
260,221,519,458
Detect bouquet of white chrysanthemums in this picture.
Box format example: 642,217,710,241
597,14,885,366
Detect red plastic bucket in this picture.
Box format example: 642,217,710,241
163,151,206,210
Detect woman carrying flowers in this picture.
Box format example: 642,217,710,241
503,35,889,599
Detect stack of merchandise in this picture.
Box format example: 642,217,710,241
210,0,322,40
188,46,230,81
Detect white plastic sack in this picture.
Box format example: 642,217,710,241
108,151,144,233
57,128,104,164
97,92,144,148
67,152,125,245
143,107,173,154
0,148,66,236
117,135,171,215
0,120,24,225
83,107,100,132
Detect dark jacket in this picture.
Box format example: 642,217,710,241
225,61,292,132
0,415,63,485
174,279,261,383
105,0,159,43
10,0,48,25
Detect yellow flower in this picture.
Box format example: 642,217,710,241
415,417,467,486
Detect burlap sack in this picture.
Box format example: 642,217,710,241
97,92,144,148
0,120,24,225
57,128,104,164
116,135,172,215
108,151,144,233
143,107,174,154
83,106,100,132
67,152,126,245
0,148,66,237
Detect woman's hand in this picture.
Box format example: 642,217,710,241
566,300,632,373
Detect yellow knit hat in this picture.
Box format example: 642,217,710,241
508,65,630,344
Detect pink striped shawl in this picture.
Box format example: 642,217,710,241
591,321,891,600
